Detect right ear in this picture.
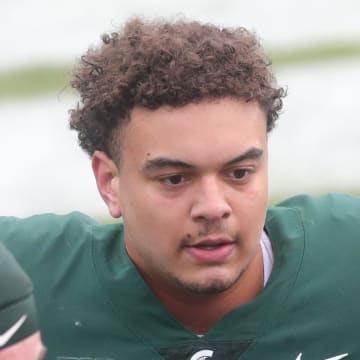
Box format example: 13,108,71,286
92,151,122,218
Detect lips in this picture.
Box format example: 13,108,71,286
184,237,236,263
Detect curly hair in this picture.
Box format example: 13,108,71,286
69,17,285,161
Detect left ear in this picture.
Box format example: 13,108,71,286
92,151,122,218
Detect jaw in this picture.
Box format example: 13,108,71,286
144,244,264,334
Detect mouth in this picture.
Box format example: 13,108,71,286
194,244,226,250
184,237,236,263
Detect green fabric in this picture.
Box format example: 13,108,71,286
0,243,39,348
1,193,360,359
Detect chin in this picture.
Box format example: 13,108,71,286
174,271,244,295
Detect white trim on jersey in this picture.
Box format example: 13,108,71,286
260,231,274,286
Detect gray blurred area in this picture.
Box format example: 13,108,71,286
1,0,360,67
0,0,359,217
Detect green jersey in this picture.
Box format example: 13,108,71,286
1,193,360,360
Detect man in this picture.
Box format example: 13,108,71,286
0,243,46,360
1,18,359,359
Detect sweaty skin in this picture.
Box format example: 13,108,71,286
93,98,268,333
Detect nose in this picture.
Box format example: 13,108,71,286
190,177,231,222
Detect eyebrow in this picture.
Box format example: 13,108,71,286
225,147,263,165
143,157,195,171
142,147,263,172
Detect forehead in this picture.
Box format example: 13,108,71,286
120,98,267,164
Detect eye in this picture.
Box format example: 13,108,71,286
232,168,248,179
159,174,186,185
227,167,254,182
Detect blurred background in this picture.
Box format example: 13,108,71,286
0,0,359,219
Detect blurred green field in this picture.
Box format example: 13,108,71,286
269,188,360,206
0,64,75,99
1,41,360,100
270,41,360,66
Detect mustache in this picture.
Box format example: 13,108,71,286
181,220,231,244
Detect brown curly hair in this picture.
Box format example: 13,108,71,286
69,17,285,161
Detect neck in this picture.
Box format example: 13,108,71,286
148,246,264,334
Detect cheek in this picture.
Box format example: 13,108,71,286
130,185,189,224
231,188,267,238
242,194,267,226
123,189,183,247
240,172,268,215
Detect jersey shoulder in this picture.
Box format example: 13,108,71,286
0,212,101,269
268,193,360,253
1,211,95,245
275,192,360,225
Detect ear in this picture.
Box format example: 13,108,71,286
92,151,122,218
